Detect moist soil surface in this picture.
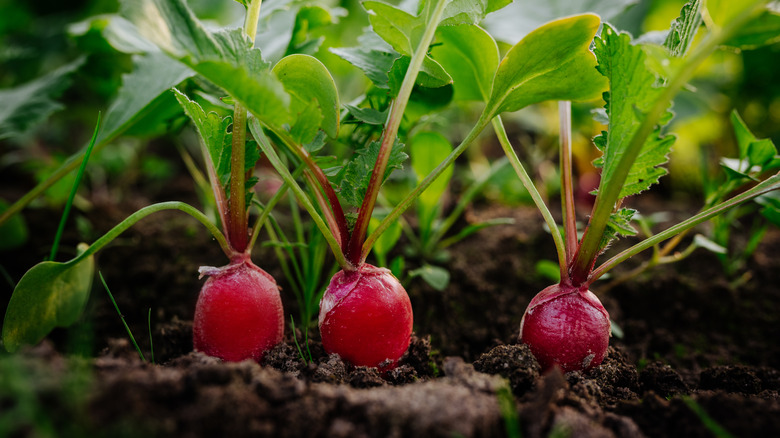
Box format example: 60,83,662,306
2,171,780,437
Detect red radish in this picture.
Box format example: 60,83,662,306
319,264,413,369
193,259,284,362
520,283,610,372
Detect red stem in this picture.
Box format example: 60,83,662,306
228,106,248,253
560,101,577,267
346,109,401,267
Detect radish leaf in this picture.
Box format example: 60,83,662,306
432,24,499,101
486,14,607,117
0,57,84,140
591,25,675,200
330,30,398,89
273,54,340,141
3,245,94,353
334,139,408,209
121,0,292,127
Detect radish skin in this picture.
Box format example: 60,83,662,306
193,260,284,362
520,283,610,372
319,264,413,369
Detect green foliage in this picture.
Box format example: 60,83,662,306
484,0,636,43
330,30,398,89
369,216,403,267
0,57,85,140
725,8,780,49
600,208,638,251
0,199,28,251
173,89,233,185
3,245,95,353
664,0,703,57
333,139,408,209
485,14,607,116
121,0,293,128
411,131,453,238
591,25,675,250
99,52,194,144
272,54,340,142
431,24,498,101
408,264,450,291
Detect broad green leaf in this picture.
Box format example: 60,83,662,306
0,199,28,251
663,0,703,57
3,246,95,352
535,259,561,282
409,264,450,291
121,0,292,127
0,57,84,140
486,14,607,116
334,139,408,208
369,217,402,260
98,52,194,144
484,0,636,43
172,88,232,184
330,30,398,88
387,56,451,93
273,54,340,140
725,9,780,49
411,132,453,222
432,24,499,101
592,25,675,200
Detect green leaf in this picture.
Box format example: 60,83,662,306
664,0,703,57
724,8,780,49
121,0,292,127
730,109,778,171
486,14,607,116
600,208,638,251
344,104,389,125
0,57,85,140
431,24,499,101
411,132,453,224
99,52,194,144
369,216,402,260
285,6,333,56
363,0,452,88
0,199,28,251
592,25,675,200
535,259,561,282
3,245,95,352
330,30,398,88
172,89,232,184
273,54,340,140
334,139,408,208
706,0,762,28
409,264,450,291
483,0,636,43
440,0,509,26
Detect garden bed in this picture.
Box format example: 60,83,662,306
3,188,779,437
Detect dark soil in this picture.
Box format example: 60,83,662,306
2,175,780,437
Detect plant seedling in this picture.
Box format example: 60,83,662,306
491,0,780,372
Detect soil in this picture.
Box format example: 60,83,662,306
2,165,780,437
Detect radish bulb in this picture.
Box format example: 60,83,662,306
319,264,413,369
519,283,610,372
193,259,284,362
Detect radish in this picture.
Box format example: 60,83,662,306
519,284,610,372
194,259,284,362
319,264,412,369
